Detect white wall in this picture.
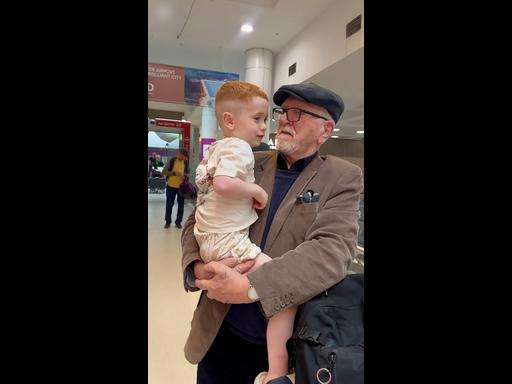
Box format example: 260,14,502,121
273,0,363,90
148,43,246,80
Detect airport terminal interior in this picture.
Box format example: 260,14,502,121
148,1,364,382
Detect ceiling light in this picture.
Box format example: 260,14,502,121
357,130,364,134
155,4,171,21
333,128,340,132
241,24,254,32
331,135,339,138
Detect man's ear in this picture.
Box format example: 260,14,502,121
318,120,334,145
222,112,235,131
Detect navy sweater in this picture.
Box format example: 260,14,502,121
224,152,318,344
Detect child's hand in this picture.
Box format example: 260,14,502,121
253,187,268,210
194,258,254,280
194,260,214,280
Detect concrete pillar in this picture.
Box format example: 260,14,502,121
245,48,273,142
200,106,218,161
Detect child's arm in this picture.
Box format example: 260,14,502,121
213,175,268,209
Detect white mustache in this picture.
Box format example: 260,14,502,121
278,129,295,138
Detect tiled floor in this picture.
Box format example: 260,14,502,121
148,191,364,384
148,192,198,384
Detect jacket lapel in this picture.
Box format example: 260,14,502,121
263,155,323,253
250,151,278,246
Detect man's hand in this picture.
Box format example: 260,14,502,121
195,261,253,304
193,257,255,280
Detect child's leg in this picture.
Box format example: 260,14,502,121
241,252,296,383
240,252,296,382
263,306,297,384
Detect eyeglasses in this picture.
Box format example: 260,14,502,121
272,107,328,122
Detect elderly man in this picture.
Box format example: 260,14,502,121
181,83,363,384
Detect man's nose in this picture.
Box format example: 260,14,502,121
278,115,290,127
279,112,291,124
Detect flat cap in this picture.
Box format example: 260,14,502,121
273,82,344,123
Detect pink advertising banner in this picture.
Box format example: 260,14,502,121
200,138,216,161
148,63,185,104
148,63,239,106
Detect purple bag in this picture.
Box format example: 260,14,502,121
178,178,197,199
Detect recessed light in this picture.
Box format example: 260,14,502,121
241,24,254,32
331,135,339,138
155,4,171,21
333,128,340,132
357,130,364,134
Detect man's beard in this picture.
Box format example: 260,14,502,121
276,138,298,155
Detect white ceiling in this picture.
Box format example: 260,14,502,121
148,0,363,140
149,0,337,54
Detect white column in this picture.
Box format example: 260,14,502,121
245,48,273,143
200,106,218,160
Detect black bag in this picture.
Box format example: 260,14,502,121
288,273,364,384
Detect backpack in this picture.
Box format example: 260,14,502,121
179,178,197,199
288,273,364,384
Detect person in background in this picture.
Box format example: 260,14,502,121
149,152,157,176
162,148,189,229
149,153,164,177
154,154,164,167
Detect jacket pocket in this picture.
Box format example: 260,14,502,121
295,202,319,214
